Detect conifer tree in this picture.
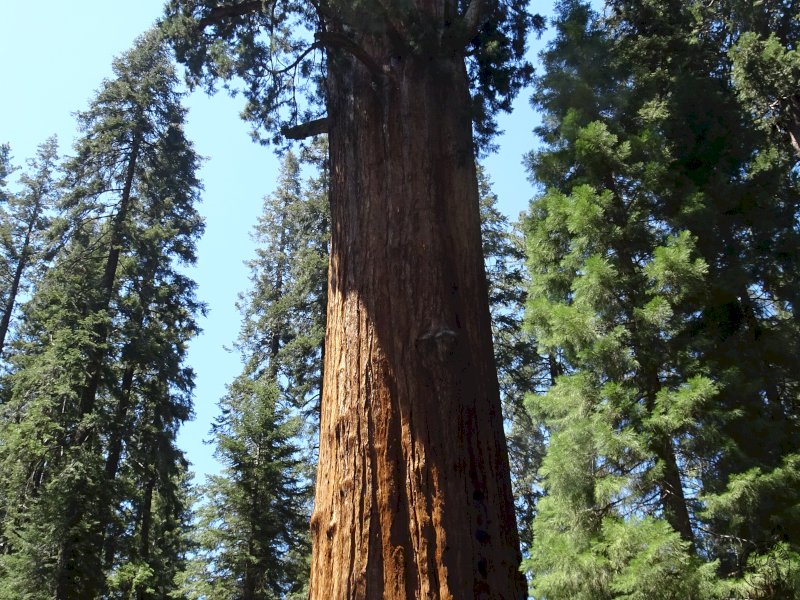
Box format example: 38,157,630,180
182,148,327,599
721,0,800,158
185,147,543,597
478,166,544,552
0,29,203,600
0,137,59,357
184,378,310,600
239,142,329,451
523,1,800,598
0,144,12,198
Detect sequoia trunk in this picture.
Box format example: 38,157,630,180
308,33,525,600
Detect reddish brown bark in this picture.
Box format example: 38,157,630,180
308,25,525,600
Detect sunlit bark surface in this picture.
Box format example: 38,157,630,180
308,28,525,599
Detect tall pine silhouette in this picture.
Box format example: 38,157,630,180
0,30,204,600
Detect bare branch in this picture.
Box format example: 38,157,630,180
281,117,329,139
198,1,264,29
315,31,383,79
273,42,323,76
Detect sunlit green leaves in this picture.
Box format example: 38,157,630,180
644,231,707,303
523,1,800,597
0,31,202,599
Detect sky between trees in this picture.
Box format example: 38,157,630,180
2,0,799,597
0,0,547,482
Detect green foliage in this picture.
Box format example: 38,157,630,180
0,136,60,358
182,147,327,598
0,144,13,196
523,1,800,597
714,0,800,157
163,0,541,150
479,165,545,552
241,142,329,429
184,378,309,600
529,509,718,600
163,0,321,145
0,29,202,599
730,32,800,125
722,543,800,600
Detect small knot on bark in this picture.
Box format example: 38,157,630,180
326,517,337,540
417,326,458,362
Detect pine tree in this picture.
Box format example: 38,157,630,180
164,0,539,592
478,166,544,553
0,29,204,600
182,149,327,599
522,1,800,598
0,137,59,358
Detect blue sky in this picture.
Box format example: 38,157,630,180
0,0,546,483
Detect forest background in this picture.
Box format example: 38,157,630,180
1,0,798,598
0,0,543,481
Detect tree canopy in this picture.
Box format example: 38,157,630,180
163,0,542,148
0,1,798,598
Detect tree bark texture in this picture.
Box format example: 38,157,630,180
308,31,525,600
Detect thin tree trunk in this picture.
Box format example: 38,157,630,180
654,435,695,545
134,474,155,600
102,365,136,570
56,133,141,600
77,133,141,429
0,192,44,355
0,240,29,355
104,366,136,482
547,353,562,385
268,198,288,380
641,350,695,545
636,336,695,545
308,41,524,599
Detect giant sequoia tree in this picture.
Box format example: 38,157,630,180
165,0,538,597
